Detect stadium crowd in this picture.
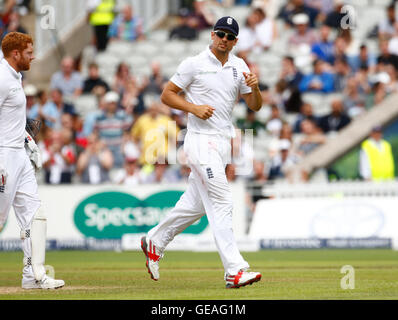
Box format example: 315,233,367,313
1,0,397,186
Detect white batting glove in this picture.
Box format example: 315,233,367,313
25,131,42,171
0,162,7,186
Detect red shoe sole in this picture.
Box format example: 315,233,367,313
141,237,158,281
227,273,262,289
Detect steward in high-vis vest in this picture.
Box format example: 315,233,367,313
87,0,116,51
359,126,395,181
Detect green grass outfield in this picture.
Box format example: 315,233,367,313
1,249,398,300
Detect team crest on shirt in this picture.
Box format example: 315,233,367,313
232,67,238,80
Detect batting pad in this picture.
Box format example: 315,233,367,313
31,206,47,281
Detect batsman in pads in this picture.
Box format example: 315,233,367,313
0,32,65,289
141,17,262,289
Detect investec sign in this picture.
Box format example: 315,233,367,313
74,191,208,239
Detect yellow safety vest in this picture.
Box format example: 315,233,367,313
361,139,395,180
89,0,115,26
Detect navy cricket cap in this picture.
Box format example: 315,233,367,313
213,16,239,36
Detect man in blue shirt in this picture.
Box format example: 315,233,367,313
299,59,334,93
311,24,335,65
107,4,144,42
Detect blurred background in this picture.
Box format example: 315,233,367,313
1,0,398,251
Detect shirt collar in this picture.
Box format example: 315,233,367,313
206,46,233,67
1,58,22,80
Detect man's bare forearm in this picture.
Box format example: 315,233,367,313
245,87,262,112
161,88,195,114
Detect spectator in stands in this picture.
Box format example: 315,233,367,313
378,3,396,40
1,9,26,38
24,84,37,117
339,29,360,60
131,95,179,165
94,91,133,168
359,126,395,181
0,19,4,43
249,159,267,183
87,0,116,52
324,0,345,30
253,7,276,51
280,122,294,143
235,11,258,60
387,23,398,56
189,0,216,31
288,13,319,49
377,38,398,71
28,89,58,129
333,57,351,92
356,65,372,95
42,129,77,184
249,63,271,104
50,56,83,99
76,132,113,184
278,0,319,28
366,77,389,109
342,76,366,118
82,95,106,137
318,98,350,133
140,61,168,96
107,4,144,42
49,88,78,129
82,62,110,95
333,35,348,64
293,102,319,133
299,59,335,93
266,104,283,136
385,63,398,93
237,108,265,136
120,78,140,116
112,62,135,96
347,44,377,73
280,55,304,88
225,163,237,182
113,156,142,186
271,78,303,113
296,119,326,155
141,160,181,184
169,8,198,41
311,24,334,65
268,139,297,180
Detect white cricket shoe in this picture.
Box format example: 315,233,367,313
225,269,262,289
22,275,65,290
141,236,163,281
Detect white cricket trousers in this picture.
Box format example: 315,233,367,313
0,147,41,281
148,131,249,275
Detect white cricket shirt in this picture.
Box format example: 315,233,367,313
170,46,252,138
0,58,26,148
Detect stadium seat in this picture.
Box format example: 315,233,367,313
161,41,188,56
224,5,251,25
134,41,160,56
188,41,209,55
73,94,98,117
146,29,169,42
95,53,121,69
125,55,149,70
106,40,136,58
198,29,212,41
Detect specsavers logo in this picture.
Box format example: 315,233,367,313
74,191,208,238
